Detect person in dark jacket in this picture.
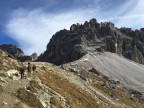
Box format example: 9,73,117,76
20,66,25,79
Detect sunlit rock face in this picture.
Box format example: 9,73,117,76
31,53,38,61
0,49,21,71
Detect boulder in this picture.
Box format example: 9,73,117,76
31,53,38,61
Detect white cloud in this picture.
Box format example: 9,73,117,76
5,0,144,55
5,8,96,55
110,0,144,29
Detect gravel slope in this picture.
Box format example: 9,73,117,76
70,52,144,93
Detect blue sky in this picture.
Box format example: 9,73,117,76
0,0,144,55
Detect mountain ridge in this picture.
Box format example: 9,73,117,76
38,18,144,65
0,44,38,62
0,44,24,58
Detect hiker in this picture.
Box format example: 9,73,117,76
32,64,36,74
20,66,25,79
27,62,32,77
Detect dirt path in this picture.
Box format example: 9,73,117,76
0,70,32,108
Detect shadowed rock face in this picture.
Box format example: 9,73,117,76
38,18,144,65
0,44,24,57
0,44,38,62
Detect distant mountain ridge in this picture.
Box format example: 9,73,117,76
0,44,24,57
38,18,144,65
0,44,38,62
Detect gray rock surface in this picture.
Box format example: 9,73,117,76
38,18,144,65
62,52,144,95
31,53,38,61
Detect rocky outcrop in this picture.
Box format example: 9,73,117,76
0,44,24,57
38,29,86,64
31,53,38,61
38,18,144,65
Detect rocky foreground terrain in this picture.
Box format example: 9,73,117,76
0,49,144,108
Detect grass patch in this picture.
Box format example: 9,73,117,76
50,96,63,108
38,70,102,108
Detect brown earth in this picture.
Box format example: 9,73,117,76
0,62,144,108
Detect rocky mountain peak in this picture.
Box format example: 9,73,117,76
38,18,144,65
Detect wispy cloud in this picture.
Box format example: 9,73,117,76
5,8,97,55
5,0,144,55
109,0,144,29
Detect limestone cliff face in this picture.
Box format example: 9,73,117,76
38,18,144,65
38,29,86,64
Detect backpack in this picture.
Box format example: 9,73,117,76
32,65,36,70
27,65,32,72
20,67,25,72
